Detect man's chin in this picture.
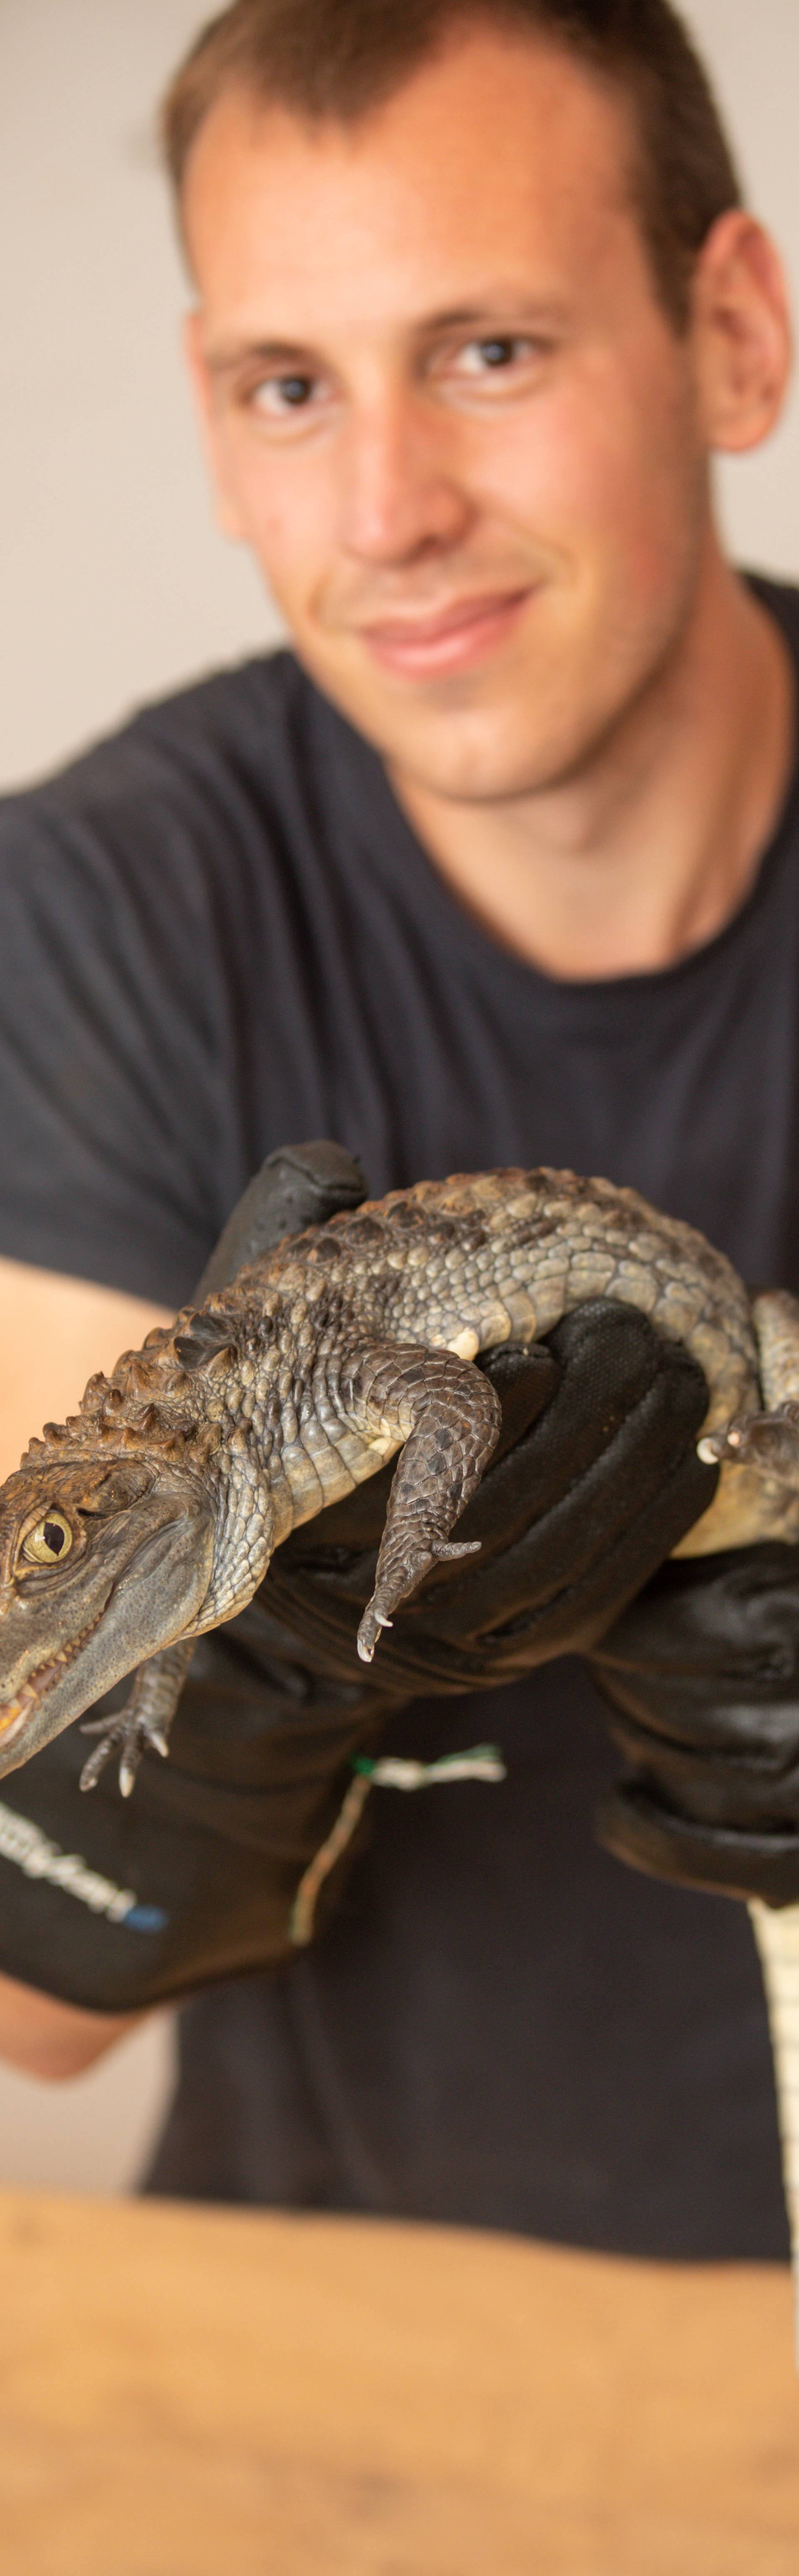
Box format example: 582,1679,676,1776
372,677,664,810
384,715,584,810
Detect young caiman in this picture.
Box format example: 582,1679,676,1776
1,1164,799,1795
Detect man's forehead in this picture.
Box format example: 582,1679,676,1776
183,28,642,331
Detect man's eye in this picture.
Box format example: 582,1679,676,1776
452,335,542,381
249,373,318,417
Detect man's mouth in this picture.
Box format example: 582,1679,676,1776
359,587,532,680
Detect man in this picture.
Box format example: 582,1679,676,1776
0,0,795,2248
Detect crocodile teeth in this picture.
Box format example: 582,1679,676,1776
0,1604,106,1740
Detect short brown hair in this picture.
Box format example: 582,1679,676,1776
161,0,742,330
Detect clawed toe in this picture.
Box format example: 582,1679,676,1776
356,1606,389,1663
79,1707,169,1797
356,1535,483,1661
698,1407,799,1477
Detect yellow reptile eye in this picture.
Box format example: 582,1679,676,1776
21,1511,73,1567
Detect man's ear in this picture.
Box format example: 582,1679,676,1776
183,310,248,541
692,210,793,458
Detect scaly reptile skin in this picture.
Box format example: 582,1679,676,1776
2,1165,799,1792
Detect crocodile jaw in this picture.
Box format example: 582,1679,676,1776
0,1482,216,1774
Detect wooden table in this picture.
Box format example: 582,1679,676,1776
0,2190,797,2574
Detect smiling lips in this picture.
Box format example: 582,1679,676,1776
360,586,531,678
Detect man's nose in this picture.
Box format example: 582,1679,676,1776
337,392,471,566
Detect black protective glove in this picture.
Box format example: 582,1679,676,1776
591,1546,799,1908
0,1142,717,2012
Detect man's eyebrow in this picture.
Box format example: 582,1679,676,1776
204,338,317,376
415,295,571,333
203,295,571,376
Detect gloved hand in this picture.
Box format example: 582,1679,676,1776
591,1546,799,1908
0,1141,718,2012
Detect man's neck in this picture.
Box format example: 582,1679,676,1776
390,546,796,983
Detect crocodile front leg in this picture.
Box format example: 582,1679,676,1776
335,1342,502,1661
80,1640,195,1796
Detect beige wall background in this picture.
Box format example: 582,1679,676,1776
0,0,797,2189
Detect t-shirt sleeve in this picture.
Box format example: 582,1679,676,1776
0,693,306,2006
0,735,247,1306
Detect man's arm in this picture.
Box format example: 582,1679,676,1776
0,1968,138,2079
0,1256,171,2073
0,1254,171,1485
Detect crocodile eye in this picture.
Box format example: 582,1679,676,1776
22,1511,73,1566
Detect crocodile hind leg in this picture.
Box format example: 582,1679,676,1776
80,1640,195,1796
334,1343,502,1663
698,1289,799,1477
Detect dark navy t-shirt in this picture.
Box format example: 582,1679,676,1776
0,573,797,2255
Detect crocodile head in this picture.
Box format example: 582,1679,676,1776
0,1450,216,1773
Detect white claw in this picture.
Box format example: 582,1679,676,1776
697,1437,721,1464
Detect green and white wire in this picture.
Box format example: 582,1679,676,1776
290,1744,506,1947
355,1745,507,1791
749,1898,799,2355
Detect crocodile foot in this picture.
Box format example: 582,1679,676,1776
79,1639,194,1797
79,1697,170,1797
357,1538,481,1663
698,1401,799,1478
